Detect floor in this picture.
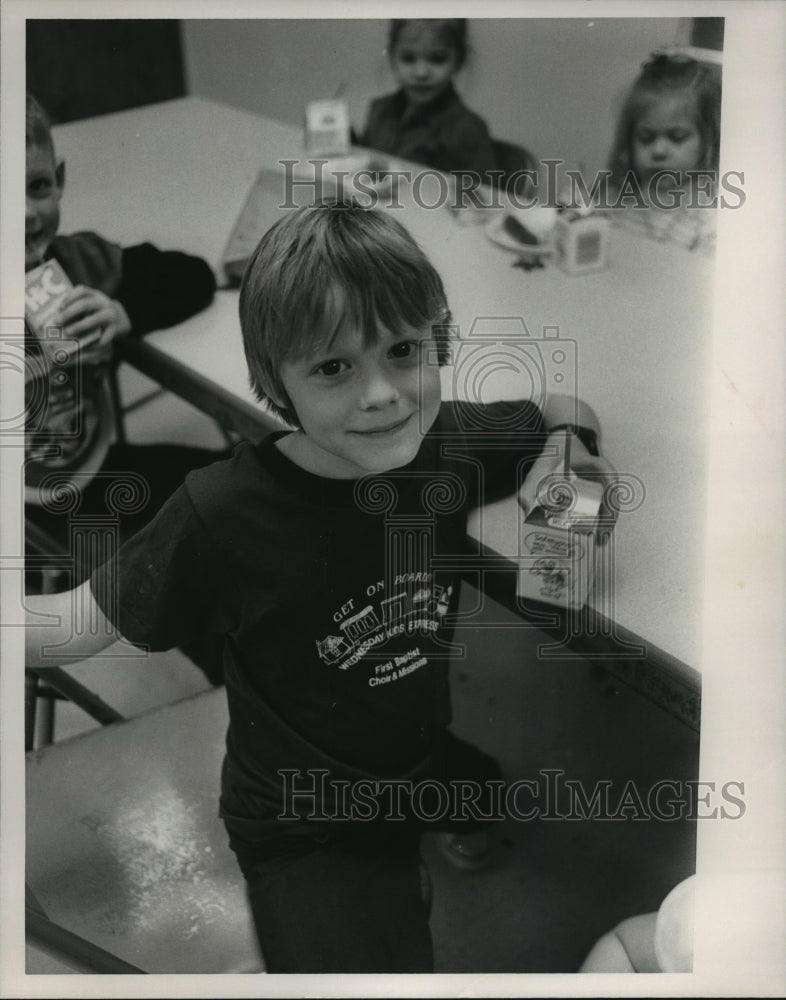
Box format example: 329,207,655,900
425,613,698,973
26,366,699,976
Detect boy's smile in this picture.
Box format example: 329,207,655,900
275,323,442,479
26,143,63,271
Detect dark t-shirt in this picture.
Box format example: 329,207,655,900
90,399,545,836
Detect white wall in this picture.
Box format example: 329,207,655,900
182,17,682,175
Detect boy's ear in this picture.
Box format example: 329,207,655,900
55,158,65,191
264,384,298,424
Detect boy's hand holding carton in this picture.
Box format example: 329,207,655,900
56,284,131,349
25,259,131,365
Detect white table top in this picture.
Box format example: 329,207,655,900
54,96,716,671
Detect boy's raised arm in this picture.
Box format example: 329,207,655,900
26,580,125,670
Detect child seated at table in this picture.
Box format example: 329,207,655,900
606,52,722,254
26,199,616,973
25,92,227,681
358,19,499,185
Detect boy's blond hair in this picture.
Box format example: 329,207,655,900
26,93,55,159
238,200,451,428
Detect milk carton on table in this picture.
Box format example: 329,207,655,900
517,472,604,610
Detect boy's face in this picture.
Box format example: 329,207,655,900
632,96,703,183
276,322,442,478
25,142,63,271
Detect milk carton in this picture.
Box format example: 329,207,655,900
304,99,351,157
553,211,610,275
516,473,604,609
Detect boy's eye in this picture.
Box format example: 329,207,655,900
314,359,349,377
634,130,655,145
389,340,419,361
28,178,53,196
668,131,692,143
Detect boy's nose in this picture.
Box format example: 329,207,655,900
358,372,401,409
25,197,39,224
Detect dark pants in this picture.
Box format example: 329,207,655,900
26,442,228,684
230,732,502,973
242,829,431,973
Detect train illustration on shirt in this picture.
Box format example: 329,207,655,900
316,582,453,670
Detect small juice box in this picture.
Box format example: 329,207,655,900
25,258,104,364
25,259,73,340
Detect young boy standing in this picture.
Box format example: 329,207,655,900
26,201,614,972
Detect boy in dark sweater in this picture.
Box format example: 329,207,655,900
25,94,226,680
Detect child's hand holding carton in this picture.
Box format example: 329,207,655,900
25,259,131,363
